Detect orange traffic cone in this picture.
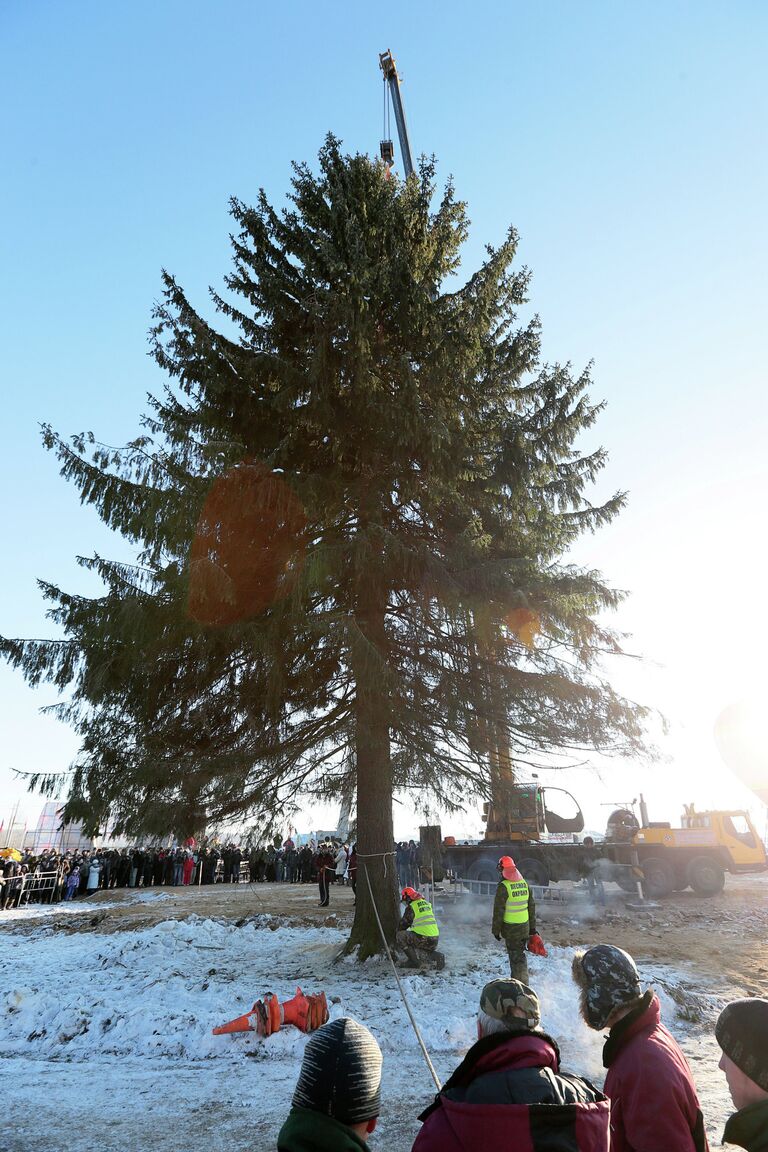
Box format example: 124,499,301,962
309,991,329,1032
212,987,330,1037
264,992,281,1036
281,987,310,1032
212,1004,260,1035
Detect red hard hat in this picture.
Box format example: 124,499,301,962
401,886,419,902
498,856,515,870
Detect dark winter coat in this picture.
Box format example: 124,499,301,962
313,851,335,877
412,1029,609,1152
723,1098,768,1152
602,990,708,1152
277,1106,371,1151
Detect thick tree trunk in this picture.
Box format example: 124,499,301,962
343,599,398,959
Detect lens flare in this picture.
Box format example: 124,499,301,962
188,461,306,626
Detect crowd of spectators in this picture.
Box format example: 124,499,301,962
0,835,386,911
0,835,427,912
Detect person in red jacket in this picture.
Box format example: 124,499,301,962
411,978,609,1152
572,944,709,1152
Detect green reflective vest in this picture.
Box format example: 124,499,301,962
410,897,439,938
502,878,530,925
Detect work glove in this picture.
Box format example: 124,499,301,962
493,932,502,941
526,933,547,957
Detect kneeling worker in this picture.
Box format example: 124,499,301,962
397,887,445,970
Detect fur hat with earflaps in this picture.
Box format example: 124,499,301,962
572,944,642,1030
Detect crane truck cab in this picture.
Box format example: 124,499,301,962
483,783,584,841
626,807,767,897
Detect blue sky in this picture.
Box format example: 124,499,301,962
1,1,767,838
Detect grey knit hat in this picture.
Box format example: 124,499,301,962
480,979,541,1030
292,1017,382,1124
716,999,768,1092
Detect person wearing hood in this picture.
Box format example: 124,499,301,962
64,866,80,901
492,855,543,982
411,978,609,1152
572,943,709,1152
277,1017,382,1151
715,997,768,1151
335,842,349,884
86,856,101,895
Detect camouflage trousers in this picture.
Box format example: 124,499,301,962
396,929,438,956
501,923,530,983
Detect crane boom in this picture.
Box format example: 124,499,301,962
379,49,414,178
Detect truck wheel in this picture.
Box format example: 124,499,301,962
467,859,499,884
640,856,675,898
517,858,549,888
615,866,640,893
687,855,725,896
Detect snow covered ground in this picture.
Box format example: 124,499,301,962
0,892,735,1151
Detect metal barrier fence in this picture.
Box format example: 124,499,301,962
1,869,61,908
212,860,251,883
445,875,569,903
1,861,258,907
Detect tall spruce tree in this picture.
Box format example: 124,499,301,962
1,138,648,956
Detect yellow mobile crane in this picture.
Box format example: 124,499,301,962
439,789,767,896
379,50,414,178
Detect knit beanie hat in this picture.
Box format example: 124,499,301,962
716,999,768,1092
572,944,642,1029
480,979,541,1030
292,1017,382,1125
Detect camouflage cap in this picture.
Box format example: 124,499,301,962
479,979,541,1030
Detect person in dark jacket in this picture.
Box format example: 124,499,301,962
715,997,768,1151
572,944,709,1152
412,978,609,1151
300,844,313,882
277,1017,382,1151
348,844,358,902
314,843,335,907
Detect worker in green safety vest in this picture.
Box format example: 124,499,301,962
397,886,446,970
492,856,547,981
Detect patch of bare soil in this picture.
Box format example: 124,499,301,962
539,873,768,993
4,880,357,936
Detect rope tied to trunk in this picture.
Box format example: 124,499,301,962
355,849,396,877
359,858,442,1092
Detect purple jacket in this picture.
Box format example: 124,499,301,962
412,1030,609,1152
602,991,708,1152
